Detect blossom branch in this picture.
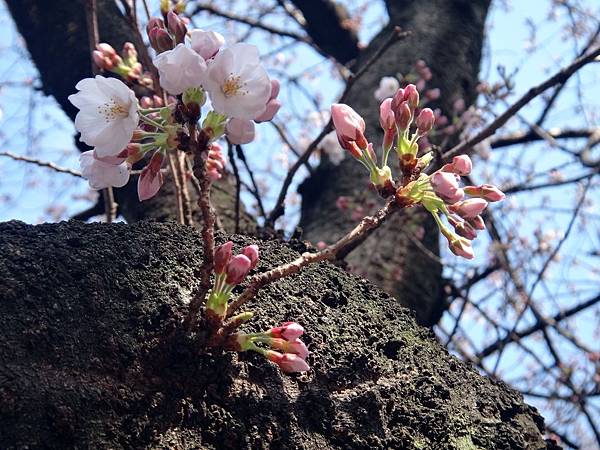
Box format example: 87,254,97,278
227,200,399,316
443,45,600,161
85,0,117,223
266,26,411,226
185,127,216,330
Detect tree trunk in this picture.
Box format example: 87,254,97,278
0,221,556,449
300,0,490,325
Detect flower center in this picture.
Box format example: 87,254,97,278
221,74,246,98
98,99,129,123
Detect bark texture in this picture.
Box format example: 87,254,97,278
0,221,558,449
300,0,490,325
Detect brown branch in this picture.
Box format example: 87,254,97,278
184,127,215,330
476,293,600,360
490,127,600,149
0,151,83,178
227,141,242,233
228,200,399,316
190,2,311,46
167,152,185,224
443,46,600,160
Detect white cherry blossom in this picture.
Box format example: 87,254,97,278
190,29,225,60
68,76,138,157
320,131,345,165
204,43,271,120
153,43,207,95
80,150,130,189
374,76,400,101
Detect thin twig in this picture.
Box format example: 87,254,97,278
235,145,266,220
227,200,399,316
227,141,242,233
184,127,216,330
443,46,600,160
0,151,83,177
167,152,185,224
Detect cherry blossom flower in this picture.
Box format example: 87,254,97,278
68,76,138,157
138,151,164,201
79,150,130,189
254,80,281,123
153,43,207,95
190,29,225,60
203,43,272,120
374,76,400,101
226,118,255,144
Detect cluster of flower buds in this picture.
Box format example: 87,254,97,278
206,241,259,320
93,42,146,84
205,143,226,181
333,81,505,259
397,154,505,259
331,103,394,195
69,10,280,201
234,322,310,373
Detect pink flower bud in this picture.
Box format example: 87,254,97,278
214,241,233,274
448,238,475,259
167,11,187,44
467,215,486,230
404,84,420,110
379,98,395,131
266,350,310,373
450,155,472,176
149,27,174,53
391,88,405,112
270,322,304,341
225,254,252,285
331,103,368,150
451,198,488,218
416,108,435,134
430,172,464,204
122,42,138,62
137,151,165,201
206,143,226,181
464,184,505,202
448,216,477,240
226,119,255,145
254,99,281,123
395,101,412,131
242,244,259,269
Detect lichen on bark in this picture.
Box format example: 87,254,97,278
0,221,556,449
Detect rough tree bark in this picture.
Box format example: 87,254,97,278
300,0,490,325
0,221,557,449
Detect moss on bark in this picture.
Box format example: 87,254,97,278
0,221,557,449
